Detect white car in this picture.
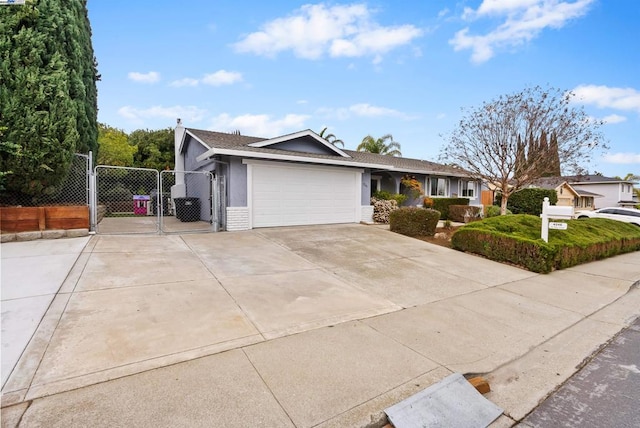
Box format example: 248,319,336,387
575,207,640,226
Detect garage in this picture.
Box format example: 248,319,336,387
248,161,361,228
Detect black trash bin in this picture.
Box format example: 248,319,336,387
174,197,201,222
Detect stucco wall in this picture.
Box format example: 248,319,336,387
228,157,248,207
184,137,210,172
361,170,372,205
575,183,629,208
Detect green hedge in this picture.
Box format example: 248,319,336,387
449,205,483,223
451,215,640,273
485,205,512,217
430,198,469,220
390,207,441,237
372,190,407,206
495,188,558,215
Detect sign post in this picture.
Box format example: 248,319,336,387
540,197,574,242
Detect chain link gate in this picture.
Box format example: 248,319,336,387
160,170,215,234
94,166,160,234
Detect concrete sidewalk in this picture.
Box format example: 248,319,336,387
1,224,639,427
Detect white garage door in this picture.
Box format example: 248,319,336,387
249,162,360,228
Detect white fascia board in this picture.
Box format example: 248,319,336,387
199,148,385,169
196,147,472,177
243,158,365,174
247,129,350,158
562,182,581,197
182,130,213,154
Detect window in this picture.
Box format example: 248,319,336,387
430,177,449,197
459,180,476,198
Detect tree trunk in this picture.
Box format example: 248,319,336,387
500,194,509,215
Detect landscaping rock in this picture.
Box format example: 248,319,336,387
16,231,42,241
1,233,16,243
65,228,90,238
42,229,66,239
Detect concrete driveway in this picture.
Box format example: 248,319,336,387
2,223,639,427
2,224,533,402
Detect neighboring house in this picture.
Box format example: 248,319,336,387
565,175,637,209
173,122,481,231
529,177,601,209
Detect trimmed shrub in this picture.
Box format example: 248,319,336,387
373,190,407,206
495,188,558,215
371,197,398,224
451,214,640,273
449,205,483,223
430,198,469,220
485,205,512,217
390,207,441,237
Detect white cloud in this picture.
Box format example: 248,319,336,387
317,103,412,120
233,3,422,61
128,71,160,83
170,78,199,87
118,105,207,123
349,103,404,118
572,85,640,113
202,70,243,86
451,0,594,63
209,113,310,137
603,153,640,164
601,114,627,124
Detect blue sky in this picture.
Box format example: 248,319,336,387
87,0,639,177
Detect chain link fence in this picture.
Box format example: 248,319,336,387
94,166,160,234
0,153,90,207
0,154,221,234
160,170,214,234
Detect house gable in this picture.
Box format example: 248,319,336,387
247,130,350,158
181,130,214,154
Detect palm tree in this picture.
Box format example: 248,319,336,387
357,134,402,156
318,127,344,147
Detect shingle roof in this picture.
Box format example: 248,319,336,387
565,174,631,183
570,186,604,197
530,177,566,189
186,128,470,177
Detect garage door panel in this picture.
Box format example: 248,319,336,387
251,164,358,228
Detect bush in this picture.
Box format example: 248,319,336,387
389,207,441,237
373,190,407,206
430,198,469,220
495,188,558,215
371,197,398,224
451,214,640,273
100,185,133,202
449,205,483,223
485,205,512,217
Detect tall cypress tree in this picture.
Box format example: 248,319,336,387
548,131,561,176
0,0,98,202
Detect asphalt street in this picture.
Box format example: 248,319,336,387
521,314,640,428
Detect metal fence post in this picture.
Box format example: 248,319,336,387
88,151,97,232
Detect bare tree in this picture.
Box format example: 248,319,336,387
441,86,608,214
